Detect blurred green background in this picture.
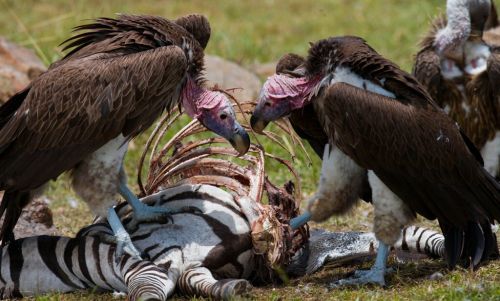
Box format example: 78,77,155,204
0,0,499,300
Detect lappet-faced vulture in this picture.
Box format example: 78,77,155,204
414,0,500,179
0,14,250,257
252,36,500,287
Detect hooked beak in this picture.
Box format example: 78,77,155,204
229,123,250,156
250,114,269,134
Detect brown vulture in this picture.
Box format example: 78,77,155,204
252,36,500,286
0,14,250,257
413,0,500,179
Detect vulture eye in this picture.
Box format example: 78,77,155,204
220,113,227,120
264,101,272,107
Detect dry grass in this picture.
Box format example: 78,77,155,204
0,0,499,300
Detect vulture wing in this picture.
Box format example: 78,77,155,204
317,82,500,227
0,45,187,191
412,48,443,104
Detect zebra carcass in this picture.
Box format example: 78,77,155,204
0,105,447,300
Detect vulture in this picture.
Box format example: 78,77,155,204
251,36,500,286
413,0,500,179
0,14,250,257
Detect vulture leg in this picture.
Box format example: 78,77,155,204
332,242,390,288
106,207,142,260
290,211,312,230
104,171,197,259
117,182,197,230
118,183,172,223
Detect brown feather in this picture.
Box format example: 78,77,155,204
0,14,212,242
307,36,437,108
303,36,500,268
317,82,500,225
0,45,187,191
275,51,373,202
413,10,500,149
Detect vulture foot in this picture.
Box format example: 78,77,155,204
330,241,390,288
118,182,201,230
105,207,143,262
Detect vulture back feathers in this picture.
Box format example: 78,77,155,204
0,14,231,244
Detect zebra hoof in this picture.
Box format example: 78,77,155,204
136,294,163,301
219,279,252,300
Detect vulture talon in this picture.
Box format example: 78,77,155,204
331,241,390,288
106,208,143,262
113,231,143,264
331,268,386,288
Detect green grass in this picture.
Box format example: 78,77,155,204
0,0,499,300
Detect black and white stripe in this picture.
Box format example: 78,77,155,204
395,225,445,258
0,184,450,300
0,184,255,300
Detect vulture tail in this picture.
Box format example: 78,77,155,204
442,221,499,270
0,191,31,245
481,221,499,262
462,222,486,269
442,225,464,269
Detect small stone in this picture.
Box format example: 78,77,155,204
112,291,127,298
429,271,444,280
67,197,79,209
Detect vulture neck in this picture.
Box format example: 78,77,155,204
266,74,321,109
435,0,472,54
446,0,471,31
181,77,215,119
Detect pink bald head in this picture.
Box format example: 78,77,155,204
180,77,250,155
251,73,321,133
262,73,318,110
181,78,227,118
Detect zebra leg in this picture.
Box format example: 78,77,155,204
177,266,252,300
124,246,185,301
122,259,176,301
394,226,445,258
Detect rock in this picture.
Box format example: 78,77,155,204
204,55,261,101
0,192,60,241
14,196,59,238
0,37,46,104
251,61,277,79
21,196,54,227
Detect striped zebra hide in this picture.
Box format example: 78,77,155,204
0,184,446,300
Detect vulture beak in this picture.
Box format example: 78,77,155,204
230,122,251,156
183,80,251,155
250,114,268,134
197,105,250,156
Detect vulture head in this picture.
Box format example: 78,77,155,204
182,78,250,155
174,14,250,155
434,0,492,56
251,53,320,133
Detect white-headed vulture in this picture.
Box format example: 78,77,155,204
414,0,500,179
